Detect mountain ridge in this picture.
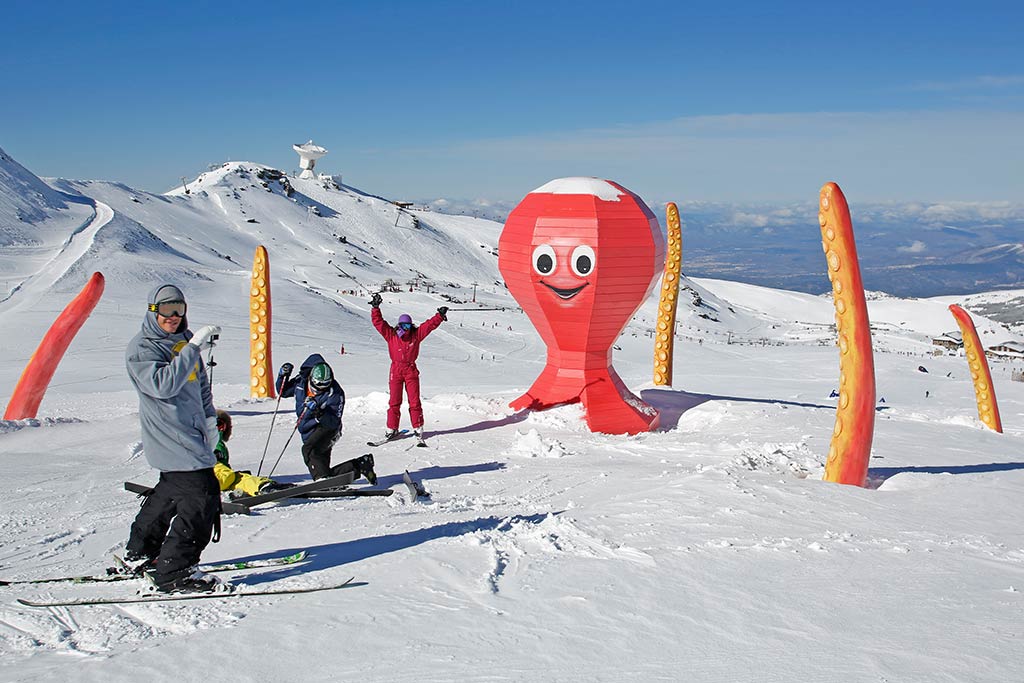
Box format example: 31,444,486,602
1,147,1021,403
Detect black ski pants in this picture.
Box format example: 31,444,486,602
126,468,220,585
301,425,340,480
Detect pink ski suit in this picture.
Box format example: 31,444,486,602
371,308,444,430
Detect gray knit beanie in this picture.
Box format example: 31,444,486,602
152,284,186,304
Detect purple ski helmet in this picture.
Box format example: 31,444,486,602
398,314,413,325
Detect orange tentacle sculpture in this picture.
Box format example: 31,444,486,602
249,246,275,398
818,183,875,487
654,202,682,386
4,272,105,420
948,304,1002,433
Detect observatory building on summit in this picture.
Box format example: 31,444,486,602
293,140,328,179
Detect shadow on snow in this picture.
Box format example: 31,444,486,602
232,512,559,586
641,387,837,431
867,461,1024,487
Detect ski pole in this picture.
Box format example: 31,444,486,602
266,404,310,479
256,391,284,477
205,335,218,385
440,307,507,312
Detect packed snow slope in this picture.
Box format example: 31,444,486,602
0,146,98,304
1,153,1023,681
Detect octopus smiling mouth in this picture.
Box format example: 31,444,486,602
541,281,589,300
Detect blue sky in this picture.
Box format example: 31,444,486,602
2,0,1022,203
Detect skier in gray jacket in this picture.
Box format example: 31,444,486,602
122,284,224,593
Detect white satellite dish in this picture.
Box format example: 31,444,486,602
293,140,328,179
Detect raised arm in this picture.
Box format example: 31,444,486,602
417,312,445,340
371,307,396,341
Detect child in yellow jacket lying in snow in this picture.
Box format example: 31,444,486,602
213,410,276,496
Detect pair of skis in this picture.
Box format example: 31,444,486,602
8,550,361,607
220,473,396,514
1,550,309,587
125,467,428,516
16,577,361,607
124,474,395,516
366,429,428,448
367,429,409,447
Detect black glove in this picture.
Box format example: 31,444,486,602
437,306,449,321
278,362,293,379
369,292,383,308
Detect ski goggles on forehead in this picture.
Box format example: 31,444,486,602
148,301,187,317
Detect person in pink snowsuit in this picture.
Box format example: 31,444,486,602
369,292,448,440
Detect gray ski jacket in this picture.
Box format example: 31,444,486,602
125,285,216,472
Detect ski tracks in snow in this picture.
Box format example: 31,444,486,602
0,199,112,313
0,594,239,658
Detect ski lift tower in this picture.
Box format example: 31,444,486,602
293,140,328,179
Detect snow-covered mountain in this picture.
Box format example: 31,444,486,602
0,155,520,400
0,146,78,231
2,148,1023,681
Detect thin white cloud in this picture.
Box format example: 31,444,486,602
909,75,1024,91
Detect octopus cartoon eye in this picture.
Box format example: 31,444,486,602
532,244,557,275
571,245,596,277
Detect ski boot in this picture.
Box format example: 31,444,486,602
354,453,377,486
111,552,157,576
150,567,231,595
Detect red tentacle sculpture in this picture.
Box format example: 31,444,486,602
948,304,1003,433
4,272,105,420
818,184,875,487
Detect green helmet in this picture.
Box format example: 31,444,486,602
310,362,333,391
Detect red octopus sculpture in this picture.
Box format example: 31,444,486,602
498,177,665,434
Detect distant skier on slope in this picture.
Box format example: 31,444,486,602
368,292,448,444
276,354,376,484
122,284,224,594
212,409,279,495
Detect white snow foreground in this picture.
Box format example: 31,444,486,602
0,153,1022,681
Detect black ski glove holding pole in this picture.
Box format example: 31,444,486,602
304,398,320,418
437,306,449,321
369,292,382,308
276,363,293,392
